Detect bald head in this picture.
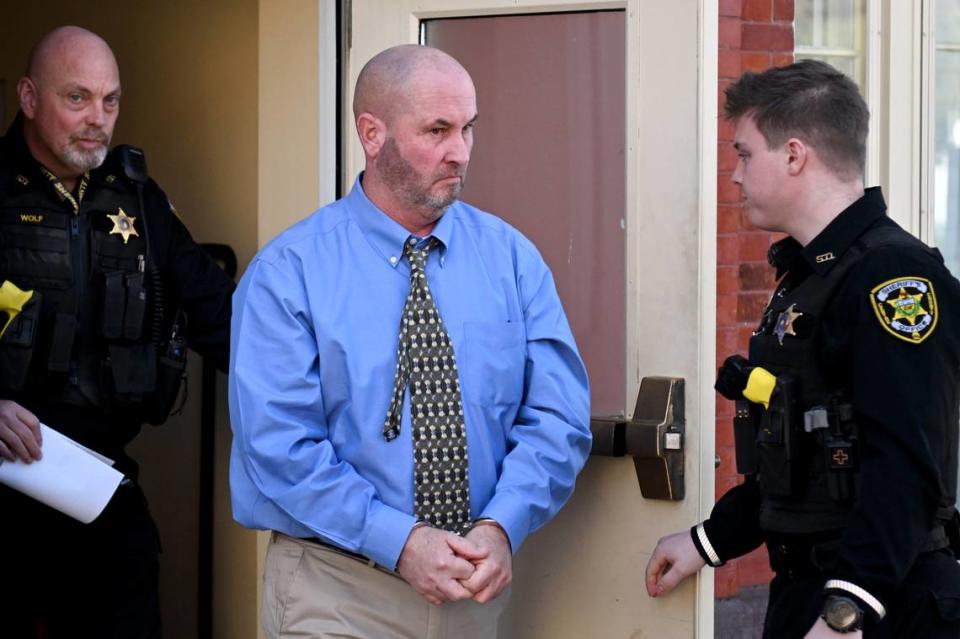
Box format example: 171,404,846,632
27,26,117,86
353,45,471,124
18,26,121,186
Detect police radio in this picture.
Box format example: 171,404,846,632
116,145,187,425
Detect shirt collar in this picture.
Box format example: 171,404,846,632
347,172,454,269
800,187,888,276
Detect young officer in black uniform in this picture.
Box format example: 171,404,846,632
0,26,233,638
646,60,960,638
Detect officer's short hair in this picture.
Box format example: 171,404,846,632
724,59,868,179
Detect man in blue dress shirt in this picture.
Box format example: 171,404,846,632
229,44,591,638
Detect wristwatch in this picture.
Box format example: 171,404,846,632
821,595,864,633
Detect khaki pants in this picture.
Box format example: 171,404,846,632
263,532,509,639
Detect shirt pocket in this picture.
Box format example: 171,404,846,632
461,320,526,408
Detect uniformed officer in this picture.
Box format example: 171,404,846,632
645,60,960,638
0,26,233,637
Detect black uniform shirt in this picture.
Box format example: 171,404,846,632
0,114,234,459
699,188,960,617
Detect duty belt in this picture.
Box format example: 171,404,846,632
767,524,950,580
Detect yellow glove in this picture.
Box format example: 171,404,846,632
0,280,35,340
743,367,777,409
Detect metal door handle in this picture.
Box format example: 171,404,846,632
588,376,685,500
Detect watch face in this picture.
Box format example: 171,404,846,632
825,597,861,631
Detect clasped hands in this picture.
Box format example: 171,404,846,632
397,522,512,606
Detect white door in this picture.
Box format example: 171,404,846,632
346,1,718,636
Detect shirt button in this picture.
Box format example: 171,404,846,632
389,256,398,264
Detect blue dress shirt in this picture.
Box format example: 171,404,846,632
229,175,591,569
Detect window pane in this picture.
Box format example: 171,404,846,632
794,52,856,79
794,0,866,89
937,0,960,43
796,0,857,49
424,12,627,416
933,1,960,279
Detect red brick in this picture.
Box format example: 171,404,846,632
774,0,794,21
718,178,742,205
737,291,768,322
742,0,772,21
718,141,738,172
717,325,740,355
719,0,742,18
738,547,774,586
773,52,795,67
718,293,738,326
742,23,793,51
717,395,735,419
719,48,741,79
716,474,740,499
719,16,742,48
717,453,738,479
715,564,740,598
718,266,739,295
718,204,741,234
718,235,738,266
738,325,756,349
717,204,740,234
718,117,736,141
741,51,773,73
716,419,735,447
718,78,734,113
739,261,775,291
718,335,746,360
739,232,773,261
740,208,759,231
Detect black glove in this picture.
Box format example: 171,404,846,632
714,354,752,401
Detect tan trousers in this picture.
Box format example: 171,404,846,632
262,532,509,639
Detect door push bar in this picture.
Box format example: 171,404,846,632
589,376,685,501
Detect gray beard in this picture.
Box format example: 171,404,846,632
61,144,108,174
376,138,463,217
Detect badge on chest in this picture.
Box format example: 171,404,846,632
106,208,139,244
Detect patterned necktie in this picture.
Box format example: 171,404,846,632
384,237,471,534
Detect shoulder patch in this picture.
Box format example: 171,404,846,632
869,276,938,344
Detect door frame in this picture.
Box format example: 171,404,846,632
332,1,718,635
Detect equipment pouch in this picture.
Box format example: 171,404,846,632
0,289,42,391
123,272,146,341
102,271,125,339
104,343,157,409
825,438,857,501
758,444,793,496
145,351,186,425
757,376,801,496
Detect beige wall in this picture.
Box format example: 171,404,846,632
258,0,322,244
0,3,261,638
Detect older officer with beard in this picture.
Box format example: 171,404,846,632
0,26,233,638
229,44,591,639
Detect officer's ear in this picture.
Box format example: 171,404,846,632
784,137,809,177
17,77,39,118
356,112,387,159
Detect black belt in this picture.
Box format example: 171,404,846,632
296,535,381,569
766,534,841,580
767,524,950,580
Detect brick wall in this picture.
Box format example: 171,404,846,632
715,0,794,599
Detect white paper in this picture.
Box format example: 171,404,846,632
0,423,124,523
